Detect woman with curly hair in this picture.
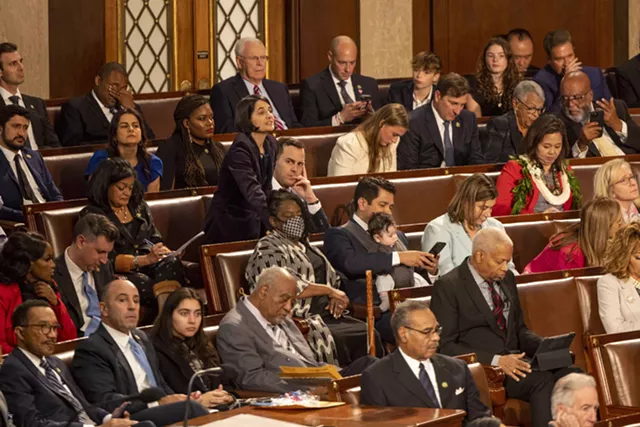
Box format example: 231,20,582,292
467,37,522,117
493,114,582,216
156,95,226,190
0,231,76,354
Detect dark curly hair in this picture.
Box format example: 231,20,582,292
107,108,152,182
475,37,522,113
267,189,313,240
0,231,48,284
87,157,145,213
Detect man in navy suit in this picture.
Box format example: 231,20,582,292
387,51,441,113
56,62,155,146
299,35,381,127
0,42,60,149
533,29,611,114
0,299,145,427
398,73,484,170
0,105,62,221
210,37,300,134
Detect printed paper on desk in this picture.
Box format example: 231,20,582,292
199,413,305,427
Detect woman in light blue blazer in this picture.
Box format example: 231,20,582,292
598,222,640,333
422,174,517,277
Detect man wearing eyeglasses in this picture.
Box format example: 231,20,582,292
558,70,640,158
484,80,546,163
360,300,490,423
210,37,301,134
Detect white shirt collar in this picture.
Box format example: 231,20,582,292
0,86,21,102
398,347,432,372
19,347,46,369
431,102,446,125
91,89,110,111
242,77,265,95
352,214,369,231
64,247,85,283
272,176,283,190
103,322,133,349
0,144,21,162
242,296,273,331
329,67,352,87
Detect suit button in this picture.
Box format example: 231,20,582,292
133,244,138,249
286,358,291,361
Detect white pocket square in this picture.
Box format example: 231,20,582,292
455,387,464,395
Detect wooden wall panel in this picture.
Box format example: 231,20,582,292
412,0,431,55
173,0,194,91
267,0,286,82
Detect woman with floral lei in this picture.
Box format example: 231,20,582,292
493,114,582,216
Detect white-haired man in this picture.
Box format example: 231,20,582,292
550,373,598,427
209,37,300,133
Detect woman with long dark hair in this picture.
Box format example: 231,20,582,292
0,232,76,353
156,95,226,190
85,108,163,192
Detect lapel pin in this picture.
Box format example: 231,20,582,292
30,105,35,109
136,212,141,218
204,149,209,154
25,153,32,159
455,122,460,128
441,382,448,388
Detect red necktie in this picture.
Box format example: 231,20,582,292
488,281,506,331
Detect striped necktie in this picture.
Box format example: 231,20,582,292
40,359,93,424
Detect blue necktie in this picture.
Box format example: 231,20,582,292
128,337,158,387
419,363,440,408
82,272,101,336
443,121,455,166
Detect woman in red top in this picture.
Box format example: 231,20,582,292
493,114,582,216
0,232,76,354
524,197,623,274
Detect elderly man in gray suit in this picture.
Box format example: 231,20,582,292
216,266,377,393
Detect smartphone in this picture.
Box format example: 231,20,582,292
360,94,371,103
429,242,447,256
589,110,604,137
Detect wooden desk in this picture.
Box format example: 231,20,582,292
185,405,466,426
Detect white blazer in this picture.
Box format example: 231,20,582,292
327,131,397,176
597,273,640,333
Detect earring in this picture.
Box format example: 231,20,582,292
186,126,193,144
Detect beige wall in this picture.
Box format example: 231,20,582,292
0,0,49,98
359,0,413,79
630,0,640,58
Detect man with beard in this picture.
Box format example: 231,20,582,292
558,71,640,158
0,104,62,221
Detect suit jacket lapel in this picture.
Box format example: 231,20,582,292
0,150,18,186
96,325,138,392
263,79,286,120
508,112,524,154
431,354,454,408
452,116,464,152
232,73,250,102
321,68,343,111
11,350,71,404
23,151,47,198
85,93,110,128
403,82,414,111
391,351,436,407
54,256,82,325
22,95,42,148
424,106,444,158
460,261,506,339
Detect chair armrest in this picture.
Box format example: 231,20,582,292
0,220,26,234
482,365,507,408
349,303,382,320
606,405,640,416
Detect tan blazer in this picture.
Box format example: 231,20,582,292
597,273,640,333
327,131,397,176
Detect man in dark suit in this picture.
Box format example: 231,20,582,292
56,62,155,146
272,137,328,233
324,177,438,343
558,71,640,158
0,299,144,427
210,37,300,134
507,29,540,78
299,35,381,127
361,300,490,423
484,80,545,163
387,51,441,113
616,53,640,108
53,213,118,337
71,279,208,426
398,73,484,170
431,228,581,427
0,105,62,221
0,43,60,150
533,30,611,114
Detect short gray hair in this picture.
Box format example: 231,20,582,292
551,373,597,419
253,266,294,292
234,36,264,57
513,80,545,104
472,228,513,255
391,300,431,341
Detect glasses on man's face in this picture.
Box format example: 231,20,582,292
612,175,638,187
22,323,62,335
515,97,544,115
404,324,442,337
561,91,590,104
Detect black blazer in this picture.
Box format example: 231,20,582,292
209,73,301,134
56,92,155,147
484,112,524,163
52,252,115,336
0,349,108,427
616,54,640,108
360,351,490,424
559,99,640,157
203,133,276,244
299,68,381,127
431,260,542,365
71,324,173,413
387,80,415,112
0,147,63,221
397,105,484,170
0,95,60,149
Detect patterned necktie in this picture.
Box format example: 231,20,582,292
253,85,285,130
418,363,440,408
338,80,355,104
82,272,101,336
128,337,158,387
14,154,38,203
40,359,93,424
443,121,455,166
488,281,507,331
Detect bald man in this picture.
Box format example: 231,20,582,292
431,228,581,427
558,71,640,158
216,266,376,393
209,37,300,133
299,35,381,127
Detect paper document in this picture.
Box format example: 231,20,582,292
171,231,205,256
199,413,305,426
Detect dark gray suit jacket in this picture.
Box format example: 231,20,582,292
0,95,60,149
483,111,524,163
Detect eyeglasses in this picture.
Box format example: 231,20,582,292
239,55,269,63
21,323,62,335
561,91,590,104
403,324,442,337
515,98,545,115
612,175,638,187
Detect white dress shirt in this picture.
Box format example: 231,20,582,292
242,297,299,355
398,348,442,407
430,102,453,167
329,68,357,126
0,86,36,150
64,248,96,332
0,145,46,204
413,88,433,110
571,104,628,158
242,78,288,130
271,177,322,215
91,90,114,123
